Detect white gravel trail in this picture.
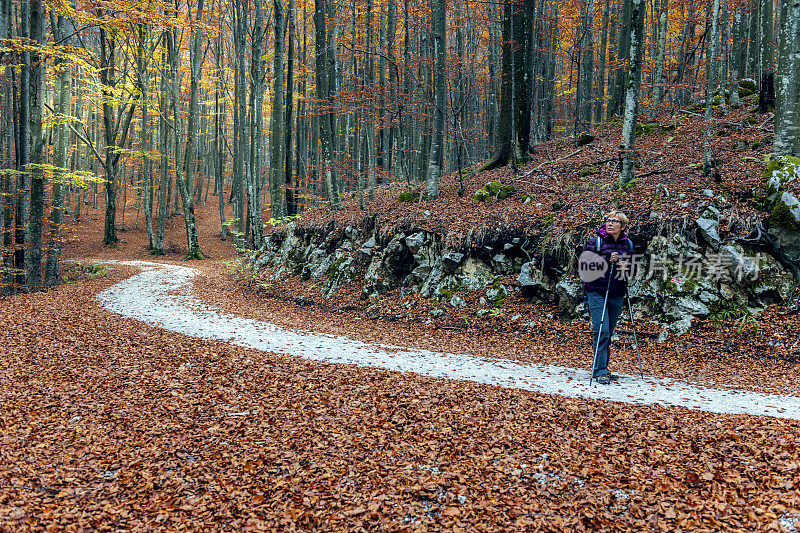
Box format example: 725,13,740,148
96,260,800,421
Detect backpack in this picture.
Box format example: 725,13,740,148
582,236,635,308
595,235,634,254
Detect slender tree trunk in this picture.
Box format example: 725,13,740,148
269,0,286,224
295,1,308,212
214,31,228,240
425,0,445,198
649,0,668,119
1,0,14,290
703,0,721,178
154,34,169,255
26,0,45,289
365,0,376,201
231,1,247,246
594,0,611,124
315,0,342,209
386,0,397,176
619,0,646,185
577,0,595,129
45,8,73,286
758,0,776,112
482,0,532,170
135,24,155,251
610,0,633,117
180,0,205,259
99,27,138,247
15,0,30,287
285,0,296,215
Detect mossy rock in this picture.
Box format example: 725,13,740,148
636,123,659,136
769,194,800,232
578,166,598,177
763,155,800,207
577,132,595,146
473,180,515,203
739,78,757,97
398,189,423,203
635,122,676,137
763,155,800,182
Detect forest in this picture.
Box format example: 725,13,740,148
4,0,800,529
0,0,798,291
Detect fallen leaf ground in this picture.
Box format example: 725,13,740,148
3,267,800,531
3,99,800,530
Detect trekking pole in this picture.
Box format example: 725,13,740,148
625,283,644,379
590,263,614,385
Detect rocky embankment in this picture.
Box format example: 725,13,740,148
249,159,800,339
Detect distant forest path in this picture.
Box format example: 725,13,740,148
98,261,800,422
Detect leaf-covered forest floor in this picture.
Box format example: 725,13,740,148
3,98,800,530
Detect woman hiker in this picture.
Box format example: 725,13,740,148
582,211,634,385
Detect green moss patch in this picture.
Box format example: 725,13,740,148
769,198,800,231
398,189,423,203
474,180,515,203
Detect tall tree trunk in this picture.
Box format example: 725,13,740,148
26,0,45,290
315,0,342,209
295,0,308,213
649,0,668,119
99,27,138,247
180,0,205,259
773,0,800,156
365,0,376,201
231,0,247,247
269,0,286,224
758,0,776,112
45,7,73,286
425,0,447,199
577,0,595,129
386,0,397,176
2,0,14,290
703,0,722,178
610,0,633,117
481,0,532,170
135,24,155,252
594,0,611,124
214,31,228,240
15,0,30,287
154,33,169,255
285,0,296,215
618,0,646,185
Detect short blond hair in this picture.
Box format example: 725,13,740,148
604,210,629,230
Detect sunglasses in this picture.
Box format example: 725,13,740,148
605,219,622,225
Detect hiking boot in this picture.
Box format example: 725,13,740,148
595,374,612,385
608,373,619,382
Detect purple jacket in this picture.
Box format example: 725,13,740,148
583,225,634,297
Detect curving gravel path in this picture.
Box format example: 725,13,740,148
97,260,800,421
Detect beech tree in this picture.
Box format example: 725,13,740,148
0,0,798,278
425,0,445,198
618,0,645,186
482,0,533,170
773,0,800,156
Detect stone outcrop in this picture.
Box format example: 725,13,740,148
763,156,800,274
250,212,797,340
